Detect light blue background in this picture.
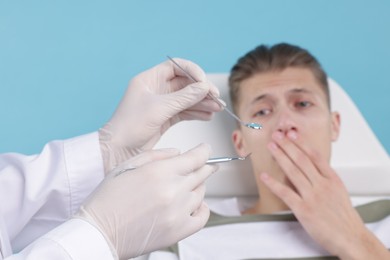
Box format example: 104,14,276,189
1,0,389,154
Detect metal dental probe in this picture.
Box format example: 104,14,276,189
115,153,251,176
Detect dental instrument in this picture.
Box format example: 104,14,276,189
167,56,262,130
205,153,251,164
115,153,251,176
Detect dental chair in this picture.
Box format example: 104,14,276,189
156,74,390,197
134,74,390,260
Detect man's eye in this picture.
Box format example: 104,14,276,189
255,109,271,116
296,101,312,108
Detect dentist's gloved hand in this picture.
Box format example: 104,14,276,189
99,58,222,173
75,143,218,260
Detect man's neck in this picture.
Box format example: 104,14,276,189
242,174,290,215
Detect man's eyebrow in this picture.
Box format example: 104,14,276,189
249,88,316,105
250,94,268,105
289,88,314,94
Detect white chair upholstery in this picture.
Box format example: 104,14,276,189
156,74,390,197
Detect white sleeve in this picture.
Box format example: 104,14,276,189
4,219,115,260
0,132,105,254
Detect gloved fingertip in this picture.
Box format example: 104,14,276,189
216,97,226,107
211,163,219,174
171,57,207,82
189,82,209,95
157,147,181,156
198,143,213,155
190,201,210,228
207,81,220,98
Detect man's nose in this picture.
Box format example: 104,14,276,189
275,110,298,135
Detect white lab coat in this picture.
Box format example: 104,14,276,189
0,132,115,259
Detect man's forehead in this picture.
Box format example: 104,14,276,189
242,68,318,88
239,69,325,100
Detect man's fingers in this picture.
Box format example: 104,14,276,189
286,130,331,179
272,132,322,184
267,141,312,198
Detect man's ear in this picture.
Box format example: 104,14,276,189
232,129,248,157
331,111,341,142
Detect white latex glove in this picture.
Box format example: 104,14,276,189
99,58,222,173
75,143,218,260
